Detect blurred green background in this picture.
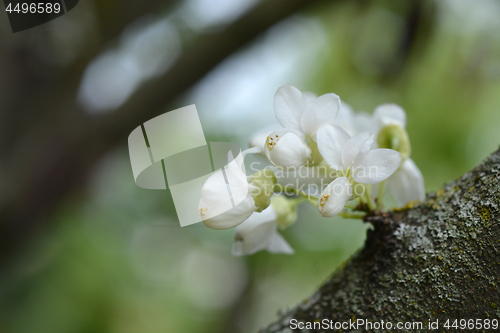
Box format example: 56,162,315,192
1,0,500,332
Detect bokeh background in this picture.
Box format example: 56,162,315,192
1,0,500,332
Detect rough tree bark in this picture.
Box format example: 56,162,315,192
261,147,500,332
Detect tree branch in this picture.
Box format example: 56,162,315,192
261,147,500,332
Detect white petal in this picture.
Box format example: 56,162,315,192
249,126,278,159
353,149,402,184
317,177,352,217
386,158,425,205
337,102,354,121
199,154,256,229
273,84,309,132
302,91,318,102
225,158,251,206
353,111,375,134
341,132,373,168
268,131,311,168
234,206,278,234
373,103,406,129
200,151,248,209
266,128,302,147
335,102,356,135
199,169,232,208
232,209,278,256
316,124,351,170
266,232,294,254
201,194,256,230
300,93,340,137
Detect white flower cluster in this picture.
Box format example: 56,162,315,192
198,84,425,256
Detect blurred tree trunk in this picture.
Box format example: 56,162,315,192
261,147,500,332
0,0,327,262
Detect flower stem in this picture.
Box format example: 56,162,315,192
344,203,358,210
376,181,386,211
274,184,318,206
358,194,367,205
364,186,375,212
289,197,306,207
338,211,366,219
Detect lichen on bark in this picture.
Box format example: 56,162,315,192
261,147,500,333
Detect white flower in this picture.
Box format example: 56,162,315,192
266,84,340,167
316,124,402,217
336,102,373,136
373,103,406,129
248,126,279,160
386,158,425,205
317,177,354,217
335,102,404,139
232,196,294,256
198,153,257,230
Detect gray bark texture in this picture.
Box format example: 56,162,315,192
261,147,500,332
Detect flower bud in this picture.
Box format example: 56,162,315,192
377,124,411,160
266,130,312,168
270,195,298,230
248,169,277,212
